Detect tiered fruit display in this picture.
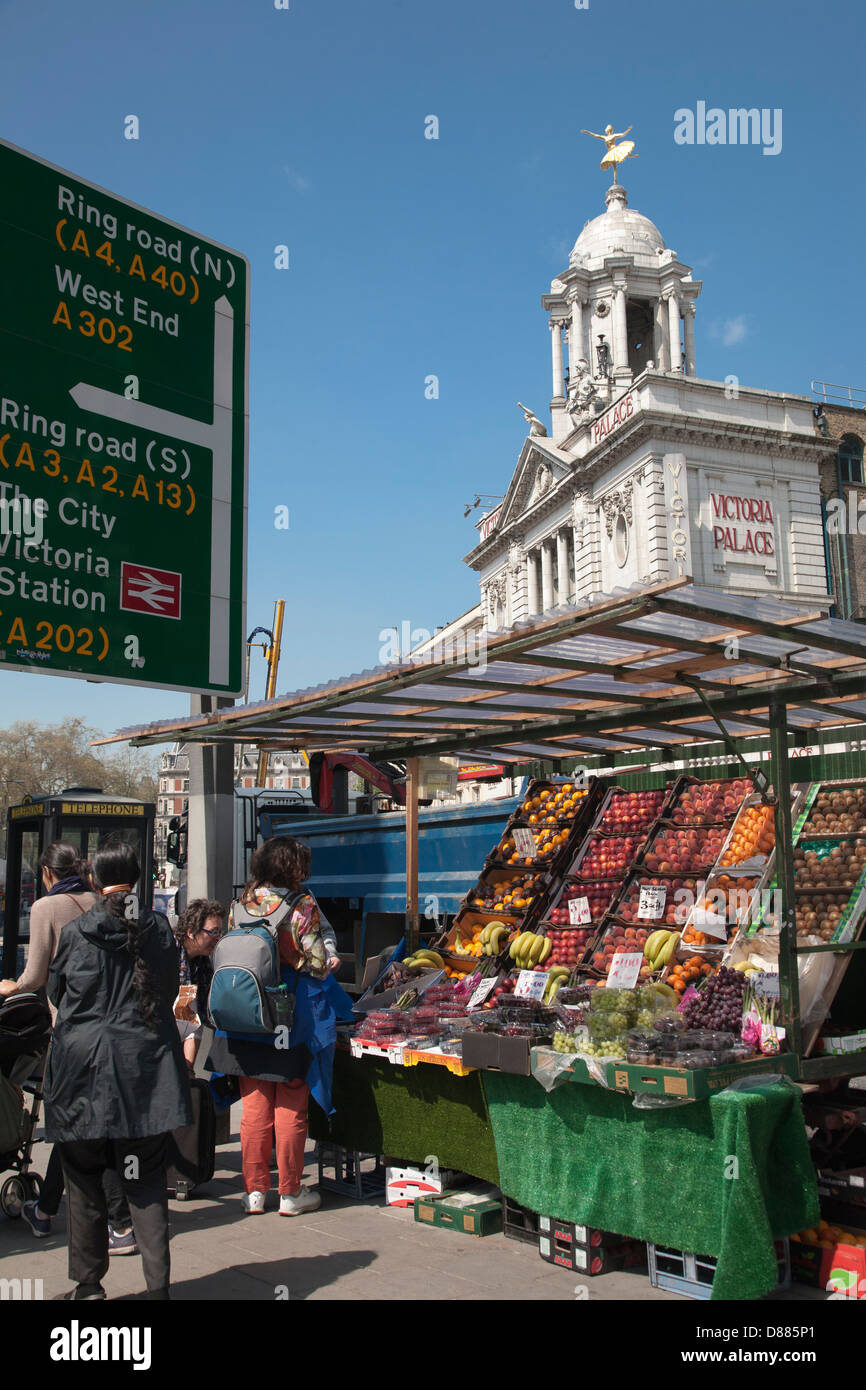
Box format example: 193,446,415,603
677,965,747,1025
576,835,640,878
644,825,727,874
548,880,619,925
680,874,760,946
618,876,700,927
468,871,543,914
720,803,775,865
794,840,866,890
671,778,751,825
599,789,666,834
802,786,866,836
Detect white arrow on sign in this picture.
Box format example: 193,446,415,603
69,295,237,685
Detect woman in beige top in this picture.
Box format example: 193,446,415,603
0,842,95,999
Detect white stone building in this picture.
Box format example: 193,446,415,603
464,181,835,627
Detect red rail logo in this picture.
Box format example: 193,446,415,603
120,563,182,619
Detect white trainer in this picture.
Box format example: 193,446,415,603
279,1187,322,1217
242,1190,266,1214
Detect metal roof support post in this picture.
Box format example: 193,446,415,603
187,695,236,907
405,757,420,956
770,698,802,1057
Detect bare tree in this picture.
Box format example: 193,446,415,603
0,719,159,851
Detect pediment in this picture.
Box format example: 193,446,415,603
497,438,575,532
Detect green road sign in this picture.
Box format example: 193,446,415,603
0,139,248,695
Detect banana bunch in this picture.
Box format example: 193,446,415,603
649,980,680,1002
509,930,552,970
479,921,510,956
643,929,680,972
543,966,572,1004
733,960,760,976
403,948,445,971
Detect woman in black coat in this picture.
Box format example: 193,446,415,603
45,839,191,1300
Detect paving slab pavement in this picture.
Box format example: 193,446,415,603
0,1103,826,1302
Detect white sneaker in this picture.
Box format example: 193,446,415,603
279,1187,321,1217
242,1190,266,1214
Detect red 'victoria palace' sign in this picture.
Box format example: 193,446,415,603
710,493,775,556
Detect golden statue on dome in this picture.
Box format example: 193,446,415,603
580,124,637,184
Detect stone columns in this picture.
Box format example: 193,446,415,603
556,530,570,605
570,297,585,377
654,297,670,371
526,551,539,615
612,284,629,371
667,292,683,373
541,541,554,612
683,302,697,376
550,321,565,399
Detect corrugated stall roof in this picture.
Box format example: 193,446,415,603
96,578,866,760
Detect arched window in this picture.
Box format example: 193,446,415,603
838,434,864,485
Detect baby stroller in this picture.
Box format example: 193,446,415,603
0,992,52,1219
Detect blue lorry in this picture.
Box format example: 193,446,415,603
258,793,521,990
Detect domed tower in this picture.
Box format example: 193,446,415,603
542,182,701,444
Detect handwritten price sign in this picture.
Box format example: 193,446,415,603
606,952,643,990
514,970,549,1000
512,827,536,858
638,885,667,920
568,896,591,925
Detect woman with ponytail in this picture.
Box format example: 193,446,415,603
44,838,191,1300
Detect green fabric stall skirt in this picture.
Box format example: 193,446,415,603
482,1075,819,1300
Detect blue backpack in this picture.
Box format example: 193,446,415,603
207,891,305,1036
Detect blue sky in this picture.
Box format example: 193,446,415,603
0,0,863,740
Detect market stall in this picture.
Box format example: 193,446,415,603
103,578,866,1298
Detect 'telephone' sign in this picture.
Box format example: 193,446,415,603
0,140,248,694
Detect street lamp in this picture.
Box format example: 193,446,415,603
463,494,503,518
596,334,611,380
